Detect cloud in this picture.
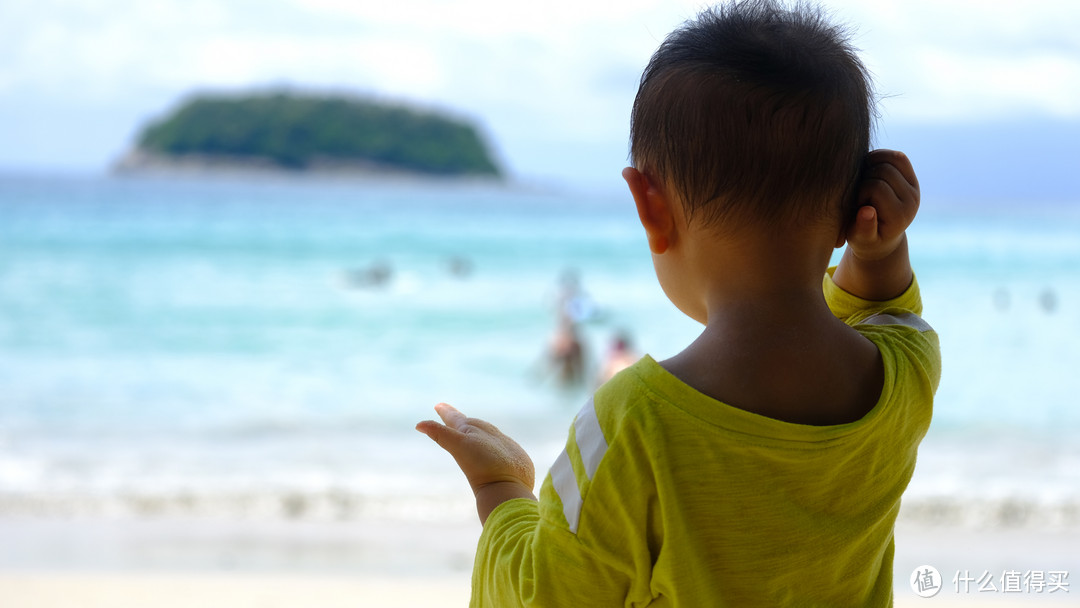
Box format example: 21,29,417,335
1,0,1078,183
898,49,1080,121
7,0,1077,118
833,0,1080,122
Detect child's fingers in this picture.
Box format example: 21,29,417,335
416,403,471,451
847,205,879,245
858,162,917,228
866,149,918,190
434,402,505,436
416,418,466,452
434,402,469,431
864,162,918,208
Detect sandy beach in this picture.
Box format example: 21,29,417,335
0,514,1075,607
0,571,1072,608
0,570,1068,608
0,512,480,607
0,573,470,608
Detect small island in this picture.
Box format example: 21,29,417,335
115,91,502,179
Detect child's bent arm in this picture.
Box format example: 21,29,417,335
834,232,912,301
474,481,537,523
833,149,919,301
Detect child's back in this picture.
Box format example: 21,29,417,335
418,1,941,605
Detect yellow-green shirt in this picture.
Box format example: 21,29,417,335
472,270,941,606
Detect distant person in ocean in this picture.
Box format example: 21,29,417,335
596,330,637,387
344,260,392,288
418,2,940,606
541,268,597,388
447,255,474,279
1038,287,1057,313
546,315,585,388
555,268,597,324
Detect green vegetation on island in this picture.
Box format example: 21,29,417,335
132,92,502,178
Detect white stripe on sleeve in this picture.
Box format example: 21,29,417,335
573,397,608,481
862,312,932,332
550,397,611,534
549,449,582,533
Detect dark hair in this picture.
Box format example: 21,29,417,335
629,0,874,230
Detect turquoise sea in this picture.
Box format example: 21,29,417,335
1,173,1078,528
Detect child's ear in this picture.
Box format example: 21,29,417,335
622,167,675,254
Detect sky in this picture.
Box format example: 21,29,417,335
1,0,1078,197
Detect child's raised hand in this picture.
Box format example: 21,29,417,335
845,149,920,261
417,403,536,521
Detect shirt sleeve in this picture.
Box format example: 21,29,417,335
822,265,923,324
823,266,941,396
470,397,655,608
470,499,634,607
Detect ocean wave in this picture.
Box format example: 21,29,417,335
899,495,1080,529
0,489,475,522
1,488,1078,531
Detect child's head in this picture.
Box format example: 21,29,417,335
629,0,874,233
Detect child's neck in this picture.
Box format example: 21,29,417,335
662,226,883,426
662,303,882,426
692,223,836,322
